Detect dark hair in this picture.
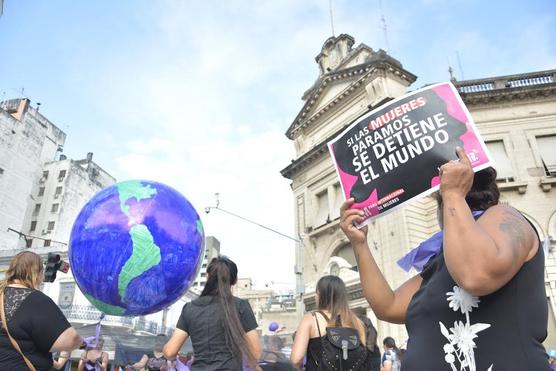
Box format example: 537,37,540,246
434,167,500,211
316,275,365,343
200,256,254,363
465,167,500,210
361,316,378,350
383,336,400,357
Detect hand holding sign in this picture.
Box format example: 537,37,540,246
439,147,474,200
340,199,368,246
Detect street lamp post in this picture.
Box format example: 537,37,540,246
205,193,305,320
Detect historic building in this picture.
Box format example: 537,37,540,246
281,34,556,346
0,98,66,252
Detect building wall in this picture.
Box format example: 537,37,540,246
0,99,65,252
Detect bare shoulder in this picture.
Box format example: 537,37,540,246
479,204,538,260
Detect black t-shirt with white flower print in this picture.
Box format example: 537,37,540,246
403,227,550,371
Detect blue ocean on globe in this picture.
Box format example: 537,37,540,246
69,180,205,316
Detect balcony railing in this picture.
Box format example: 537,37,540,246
61,304,134,326
60,304,175,335
456,70,555,94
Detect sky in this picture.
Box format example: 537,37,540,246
0,0,555,289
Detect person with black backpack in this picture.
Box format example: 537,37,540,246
290,275,372,370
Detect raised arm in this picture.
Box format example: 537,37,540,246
101,351,109,371
52,351,70,370
440,147,538,296
130,354,149,369
340,200,422,324
290,314,313,369
244,329,262,368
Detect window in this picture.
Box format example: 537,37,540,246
44,239,51,247
51,203,59,213
58,170,66,181
330,184,345,220
26,239,33,248
42,171,49,179
30,221,37,232
54,186,62,198
33,204,41,215
201,272,206,277
47,221,55,231
0,167,4,175
537,135,556,177
38,187,45,197
314,190,329,226
334,244,357,267
486,141,514,182
58,282,75,309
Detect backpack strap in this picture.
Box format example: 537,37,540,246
311,311,323,337
316,310,330,323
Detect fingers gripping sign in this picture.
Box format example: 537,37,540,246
439,146,474,199
340,198,369,246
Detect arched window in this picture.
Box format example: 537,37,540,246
333,244,356,267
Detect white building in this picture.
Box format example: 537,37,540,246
0,98,66,252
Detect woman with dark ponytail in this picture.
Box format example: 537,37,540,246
164,256,261,370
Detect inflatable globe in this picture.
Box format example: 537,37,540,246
69,180,204,316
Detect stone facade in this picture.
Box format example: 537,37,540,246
0,98,66,252
281,35,556,347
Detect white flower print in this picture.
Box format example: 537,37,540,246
447,286,480,315
439,285,493,371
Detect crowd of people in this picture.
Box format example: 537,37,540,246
0,152,554,370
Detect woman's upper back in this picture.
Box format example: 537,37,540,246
0,287,71,370
176,295,257,370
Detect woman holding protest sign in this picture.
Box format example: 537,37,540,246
340,147,550,371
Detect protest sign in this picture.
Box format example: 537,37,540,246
328,82,493,227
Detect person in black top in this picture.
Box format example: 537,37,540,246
77,336,109,371
127,335,174,371
163,256,261,370
290,275,370,370
0,251,86,371
340,147,551,371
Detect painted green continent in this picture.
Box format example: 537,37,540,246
86,294,126,316
118,224,161,300
115,180,157,216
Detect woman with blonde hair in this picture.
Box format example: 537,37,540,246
290,275,372,370
0,251,85,370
